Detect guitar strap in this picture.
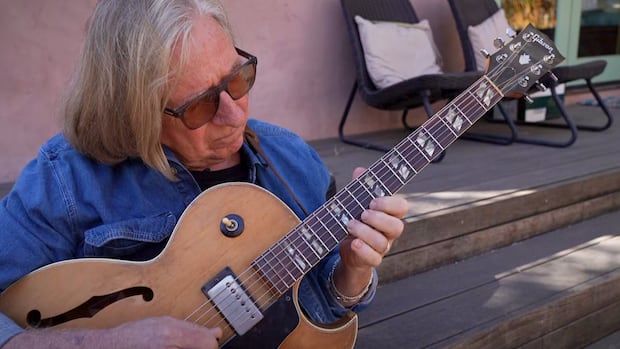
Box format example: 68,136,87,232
244,127,310,217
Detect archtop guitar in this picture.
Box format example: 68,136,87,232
0,25,563,348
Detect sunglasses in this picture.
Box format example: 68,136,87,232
164,47,257,129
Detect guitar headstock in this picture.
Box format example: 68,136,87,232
485,24,565,98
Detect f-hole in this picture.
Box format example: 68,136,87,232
26,286,154,328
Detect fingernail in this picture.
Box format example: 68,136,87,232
354,239,363,249
361,210,369,220
369,200,377,209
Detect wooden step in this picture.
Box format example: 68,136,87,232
379,168,620,283
355,210,620,349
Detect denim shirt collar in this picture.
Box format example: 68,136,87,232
161,140,267,184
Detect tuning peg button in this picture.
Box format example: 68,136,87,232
524,95,534,104
493,37,505,49
536,82,547,92
480,49,490,58
548,72,559,82
506,28,517,38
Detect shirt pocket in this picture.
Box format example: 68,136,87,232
83,212,177,260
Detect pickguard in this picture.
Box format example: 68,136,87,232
223,289,298,348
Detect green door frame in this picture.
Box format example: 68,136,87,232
555,0,620,84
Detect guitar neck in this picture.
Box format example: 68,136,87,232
254,76,504,294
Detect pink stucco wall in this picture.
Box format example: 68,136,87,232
0,0,464,183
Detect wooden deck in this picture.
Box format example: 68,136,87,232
310,105,620,221
309,102,620,348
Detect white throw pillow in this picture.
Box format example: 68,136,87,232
355,16,443,89
467,9,512,71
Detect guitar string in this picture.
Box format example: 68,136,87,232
185,48,540,335
186,55,535,333
185,42,543,333
194,55,541,332
183,41,532,326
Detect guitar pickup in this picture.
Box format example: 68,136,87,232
202,269,263,335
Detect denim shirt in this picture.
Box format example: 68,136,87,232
0,119,377,346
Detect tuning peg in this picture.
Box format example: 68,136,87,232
506,28,517,38
543,54,556,64
479,48,490,58
535,82,547,92
493,37,505,49
548,72,559,83
524,95,534,104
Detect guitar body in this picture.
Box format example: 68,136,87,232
0,183,357,348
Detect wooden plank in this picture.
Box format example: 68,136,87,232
378,191,620,283
355,229,620,348
445,269,620,349
360,211,620,329
313,105,620,220
519,299,620,349
390,169,620,255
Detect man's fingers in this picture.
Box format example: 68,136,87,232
350,238,382,267
360,210,404,242
347,219,389,255
369,196,409,219
352,167,366,180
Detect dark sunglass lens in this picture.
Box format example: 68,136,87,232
228,64,256,99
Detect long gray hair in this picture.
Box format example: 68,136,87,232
63,0,233,179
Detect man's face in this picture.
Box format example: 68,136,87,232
162,15,250,171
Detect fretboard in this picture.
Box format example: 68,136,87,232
254,76,504,294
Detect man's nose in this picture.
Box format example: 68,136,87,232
212,90,246,127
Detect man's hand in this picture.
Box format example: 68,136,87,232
3,317,222,349
334,167,409,303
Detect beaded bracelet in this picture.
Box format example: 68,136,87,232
328,261,374,306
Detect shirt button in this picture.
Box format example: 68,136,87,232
171,167,178,175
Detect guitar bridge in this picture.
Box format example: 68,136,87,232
202,268,263,335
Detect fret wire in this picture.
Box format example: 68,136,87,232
306,224,329,252
260,251,291,292
393,147,417,174
270,247,298,283
316,217,340,245
297,228,321,259
438,114,459,137
253,259,284,293
367,167,393,196
334,197,355,222
344,186,366,211
467,90,488,111
326,204,349,232
282,246,305,279
287,235,311,268
452,103,473,126
380,157,405,185
336,186,367,213
423,126,446,151
406,136,431,162
355,176,376,199
397,147,424,178
426,118,454,150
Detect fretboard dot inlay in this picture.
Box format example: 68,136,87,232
364,176,376,188
373,186,385,197
398,165,411,179
389,154,400,168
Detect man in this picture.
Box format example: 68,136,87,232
0,1,408,348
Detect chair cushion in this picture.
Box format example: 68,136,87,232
355,15,443,89
467,9,511,71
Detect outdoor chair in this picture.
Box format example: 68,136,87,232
339,0,484,161
448,0,613,148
